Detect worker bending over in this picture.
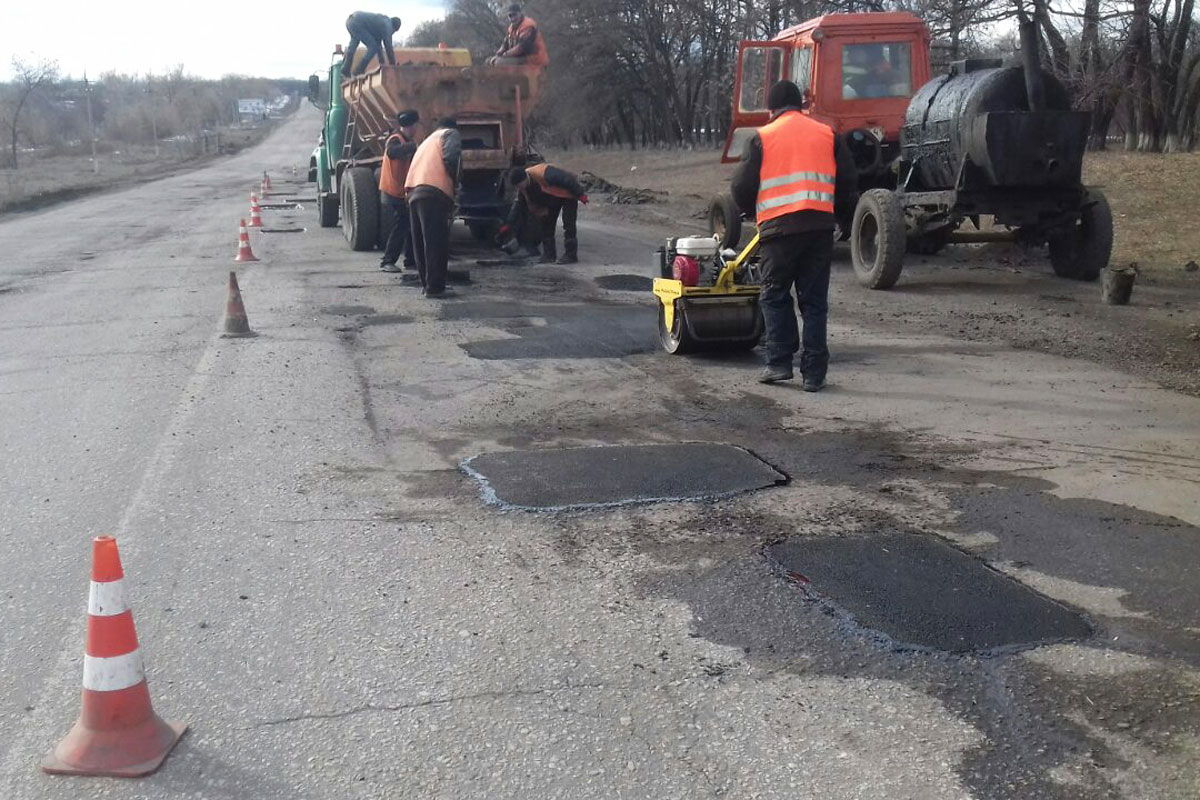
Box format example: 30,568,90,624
503,164,588,264
378,109,419,274
487,3,548,66
730,80,857,390
341,11,402,77
405,118,462,298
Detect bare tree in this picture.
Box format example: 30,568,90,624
4,56,59,169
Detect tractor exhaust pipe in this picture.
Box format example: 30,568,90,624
1018,19,1045,113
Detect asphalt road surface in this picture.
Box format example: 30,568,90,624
1,106,1198,799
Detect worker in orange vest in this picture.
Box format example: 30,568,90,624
404,117,462,298
378,109,419,273
487,3,548,66
500,164,588,263
730,80,858,390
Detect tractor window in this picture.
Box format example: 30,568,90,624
792,47,813,94
841,42,912,100
738,47,785,113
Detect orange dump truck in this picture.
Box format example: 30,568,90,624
308,46,545,250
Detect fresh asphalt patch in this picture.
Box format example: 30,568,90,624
463,442,786,510
766,530,1092,653
595,274,654,292
445,301,657,359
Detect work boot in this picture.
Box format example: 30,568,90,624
556,238,578,264
758,365,794,384
379,261,401,273
802,375,826,393
424,286,456,299
539,239,557,264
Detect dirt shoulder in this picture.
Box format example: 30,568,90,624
551,147,1200,396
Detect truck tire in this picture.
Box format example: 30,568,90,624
341,166,380,252
1049,190,1112,282
317,190,339,228
851,189,906,290
707,194,742,250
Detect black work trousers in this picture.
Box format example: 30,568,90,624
381,193,413,267
409,192,454,294
758,230,834,378
538,197,578,258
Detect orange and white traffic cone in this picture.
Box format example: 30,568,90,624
233,219,259,263
248,193,263,228
41,536,186,778
221,271,256,338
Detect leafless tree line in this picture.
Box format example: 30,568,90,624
410,0,1200,152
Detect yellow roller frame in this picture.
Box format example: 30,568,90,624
653,232,761,331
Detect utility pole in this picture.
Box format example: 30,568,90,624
146,77,159,158
84,72,98,174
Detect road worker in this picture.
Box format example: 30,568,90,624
486,3,548,67
404,117,462,298
378,109,419,274
341,11,403,77
730,80,858,390
500,164,588,264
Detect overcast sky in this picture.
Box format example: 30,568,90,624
1,1,448,81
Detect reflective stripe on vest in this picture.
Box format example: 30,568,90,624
380,133,412,198
404,129,454,198
755,111,836,223
526,163,574,200
508,16,548,66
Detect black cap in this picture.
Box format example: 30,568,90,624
506,3,523,15
767,80,804,111
396,109,419,127
390,17,402,30
508,166,529,184
437,116,457,130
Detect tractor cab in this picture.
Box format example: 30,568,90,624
722,13,932,186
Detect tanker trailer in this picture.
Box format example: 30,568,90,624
308,44,545,251
849,20,1112,289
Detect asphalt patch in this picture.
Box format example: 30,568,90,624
323,305,376,316
464,443,785,510
359,314,413,327
259,227,306,233
447,301,657,360
766,531,1091,653
595,274,654,292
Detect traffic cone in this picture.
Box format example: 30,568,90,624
221,271,256,338
41,536,186,778
262,171,272,191
233,219,259,263
248,193,263,228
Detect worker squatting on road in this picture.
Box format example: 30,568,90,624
500,164,589,264
378,109,420,274
341,11,402,77
730,80,858,391
405,117,463,298
486,3,549,67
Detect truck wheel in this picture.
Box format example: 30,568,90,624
707,194,742,250
468,220,499,241
317,190,339,228
1049,190,1112,282
851,189,907,290
342,166,380,252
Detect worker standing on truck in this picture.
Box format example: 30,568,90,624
501,165,588,264
730,80,858,390
404,118,462,298
378,109,420,274
486,3,548,66
341,11,403,78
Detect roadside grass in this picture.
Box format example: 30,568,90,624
548,146,1200,273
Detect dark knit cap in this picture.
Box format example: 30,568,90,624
437,116,457,130
506,3,523,14
396,109,419,127
767,80,804,111
508,166,529,184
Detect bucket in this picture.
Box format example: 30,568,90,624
1102,267,1137,305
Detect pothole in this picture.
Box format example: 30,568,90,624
595,274,653,292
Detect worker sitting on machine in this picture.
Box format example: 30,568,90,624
341,11,403,77
497,164,588,264
486,3,549,66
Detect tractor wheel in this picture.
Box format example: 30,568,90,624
317,190,339,228
1049,189,1112,282
468,220,499,241
707,194,743,250
341,166,380,252
851,189,907,290
658,302,697,355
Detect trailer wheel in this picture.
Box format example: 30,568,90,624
1049,190,1112,282
317,190,339,228
851,189,907,290
341,166,380,252
707,194,743,250
658,302,697,355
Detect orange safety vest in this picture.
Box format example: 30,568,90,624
379,132,413,198
755,110,836,224
526,163,575,200
404,129,455,198
506,16,548,66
